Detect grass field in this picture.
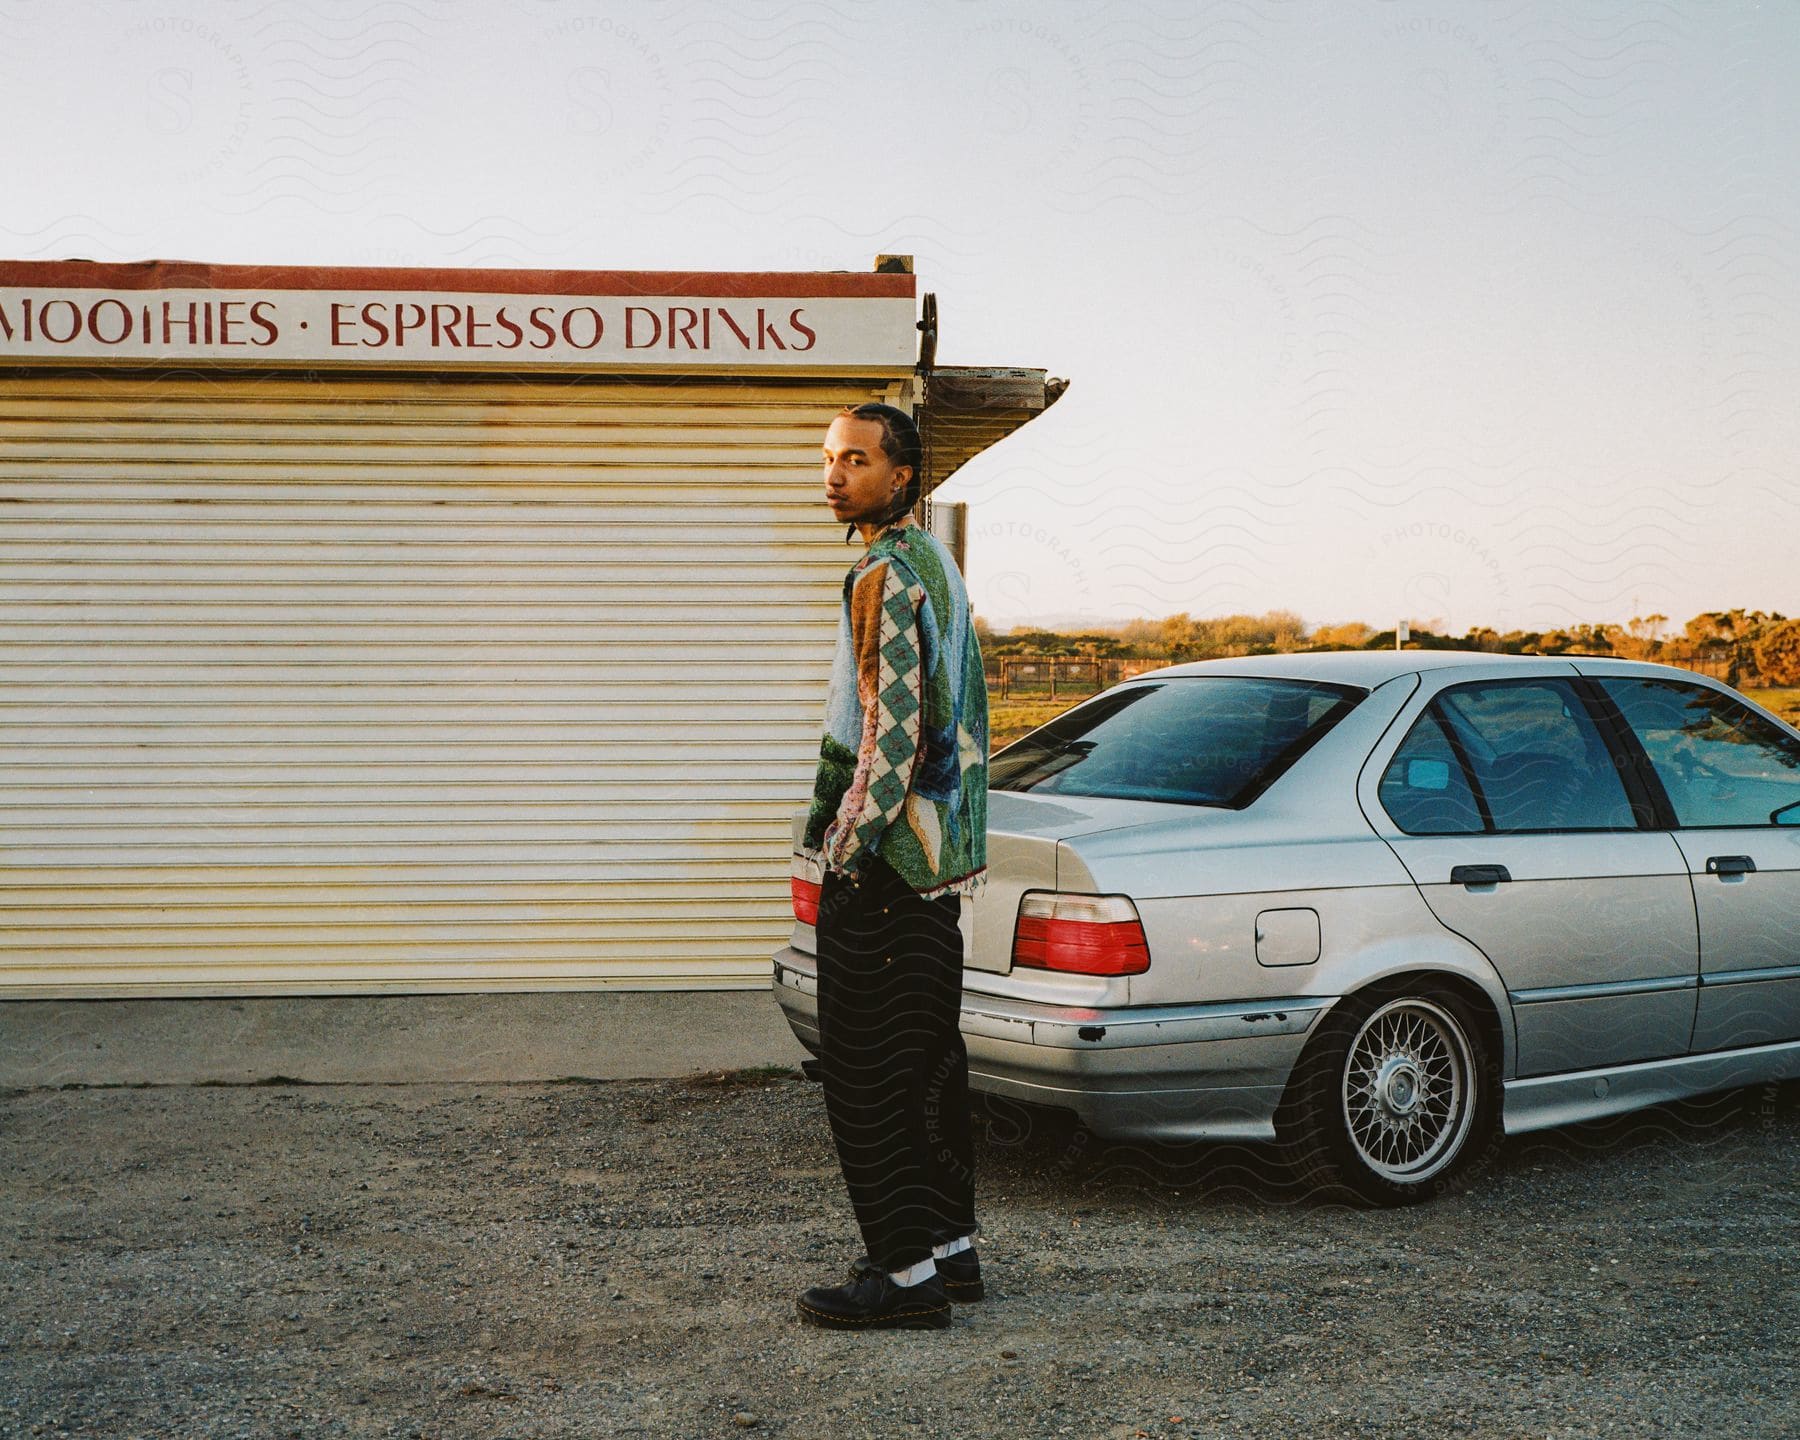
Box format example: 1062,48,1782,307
993,686,1800,750
990,696,1091,747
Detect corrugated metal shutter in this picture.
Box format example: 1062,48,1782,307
0,369,897,996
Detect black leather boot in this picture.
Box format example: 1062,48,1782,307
796,1266,952,1330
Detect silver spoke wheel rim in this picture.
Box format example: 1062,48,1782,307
1340,997,1475,1184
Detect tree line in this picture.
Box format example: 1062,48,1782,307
972,608,1800,687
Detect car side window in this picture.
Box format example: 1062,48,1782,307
1434,679,1638,832
1380,712,1485,834
1599,677,1800,828
1381,678,1639,835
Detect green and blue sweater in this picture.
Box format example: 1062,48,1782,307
802,514,989,899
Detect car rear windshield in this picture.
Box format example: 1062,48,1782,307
989,676,1367,808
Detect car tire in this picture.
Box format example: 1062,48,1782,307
1279,984,1502,1206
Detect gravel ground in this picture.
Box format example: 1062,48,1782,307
3,1064,1797,1440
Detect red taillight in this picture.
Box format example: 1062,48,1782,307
790,854,823,926
1011,893,1150,976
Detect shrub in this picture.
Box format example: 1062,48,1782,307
1752,618,1800,686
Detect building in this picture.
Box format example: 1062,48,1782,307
0,257,1061,997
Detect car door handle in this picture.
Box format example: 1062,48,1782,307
1705,855,1756,877
1450,864,1512,887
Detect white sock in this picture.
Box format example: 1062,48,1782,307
887,1256,937,1287
932,1234,973,1259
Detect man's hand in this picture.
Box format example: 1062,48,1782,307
821,815,852,873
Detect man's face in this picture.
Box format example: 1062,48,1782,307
822,415,909,528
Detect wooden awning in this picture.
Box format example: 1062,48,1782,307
917,366,1068,496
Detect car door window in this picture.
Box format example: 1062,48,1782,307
1382,678,1638,834
1379,711,1485,834
1435,680,1637,832
1600,678,1800,827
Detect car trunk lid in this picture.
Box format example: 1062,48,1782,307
787,792,1180,980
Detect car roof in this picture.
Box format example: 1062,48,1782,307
1137,650,1718,687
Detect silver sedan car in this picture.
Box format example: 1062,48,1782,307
772,651,1800,1204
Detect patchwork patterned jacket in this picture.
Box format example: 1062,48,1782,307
802,514,989,899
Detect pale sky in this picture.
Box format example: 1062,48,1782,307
3,0,1796,635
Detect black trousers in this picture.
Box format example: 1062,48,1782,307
814,848,979,1272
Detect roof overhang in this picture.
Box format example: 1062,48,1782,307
917,366,1068,497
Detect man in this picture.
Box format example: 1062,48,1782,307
794,402,990,1331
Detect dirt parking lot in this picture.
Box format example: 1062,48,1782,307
3,1067,1796,1440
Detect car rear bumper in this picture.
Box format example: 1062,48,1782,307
771,946,1330,1143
